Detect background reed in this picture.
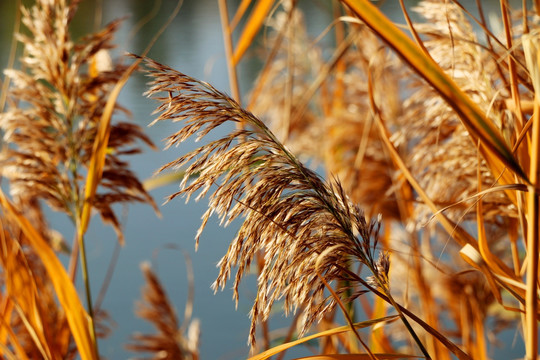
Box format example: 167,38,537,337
1,0,539,359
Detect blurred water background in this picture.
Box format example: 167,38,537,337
0,0,522,359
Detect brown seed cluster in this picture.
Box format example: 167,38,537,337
142,57,385,344
127,262,199,360
0,0,157,243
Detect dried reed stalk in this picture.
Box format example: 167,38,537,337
0,0,158,357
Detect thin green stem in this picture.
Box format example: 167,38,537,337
76,219,99,357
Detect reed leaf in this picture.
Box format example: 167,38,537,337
0,297,32,360
1,244,51,359
79,58,143,243
0,190,97,360
233,0,276,65
231,0,255,30
248,316,399,360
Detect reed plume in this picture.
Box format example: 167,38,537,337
141,56,387,345
127,262,199,360
0,0,157,244
0,0,158,358
397,0,516,225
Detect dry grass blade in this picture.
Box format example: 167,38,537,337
525,93,540,360
230,0,254,30
79,56,148,243
1,239,51,359
248,316,399,360
142,56,387,345
0,343,19,360
143,171,187,191
522,31,540,360
0,190,97,360
0,299,30,360
233,0,276,65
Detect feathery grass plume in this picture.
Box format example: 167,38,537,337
127,262,199,360
141,57,386,345
396,0,517,225
0,0,157,243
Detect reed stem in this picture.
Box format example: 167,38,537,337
525,96,540,360
218,0,241,104
76,224,99,357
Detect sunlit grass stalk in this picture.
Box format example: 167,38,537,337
75,227,98,356
218,0,241,103
525,97,540,360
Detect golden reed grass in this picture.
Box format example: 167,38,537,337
0,0,179,359
141,56,389,348
2,0,540,359
141,0,540,359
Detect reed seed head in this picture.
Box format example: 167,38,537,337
141,56,386,345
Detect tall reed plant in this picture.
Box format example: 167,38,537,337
139,0,540,359
2,0,540,359
0,1,199,359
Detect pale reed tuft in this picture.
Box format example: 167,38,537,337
0,0,157,243
141,57,385,345
127,262,199,360
397,0,517,225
